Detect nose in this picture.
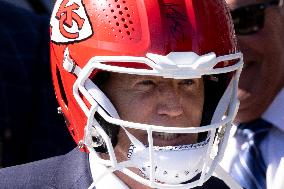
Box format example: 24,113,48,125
157,85,183,117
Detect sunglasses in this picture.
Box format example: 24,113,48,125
230,0,281,35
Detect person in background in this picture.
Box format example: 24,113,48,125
222,0,284,189
0,1,75,167
0,0,244,188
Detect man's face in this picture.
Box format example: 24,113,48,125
102,73,204,161
226,0,284,122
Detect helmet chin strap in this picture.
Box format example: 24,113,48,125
126,134,210,185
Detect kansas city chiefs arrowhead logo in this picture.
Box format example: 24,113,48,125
50,0,93,43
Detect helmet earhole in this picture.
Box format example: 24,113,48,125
56,66,69,106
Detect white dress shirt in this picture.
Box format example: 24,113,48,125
221,87,284,189
261,87,284,189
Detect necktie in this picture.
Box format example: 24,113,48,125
230,118,272,189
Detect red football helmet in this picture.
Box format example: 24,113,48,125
50,0,243,188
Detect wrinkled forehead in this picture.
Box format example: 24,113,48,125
226,0,273,9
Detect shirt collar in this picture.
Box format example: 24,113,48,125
88,151,130,189
262,87,284,132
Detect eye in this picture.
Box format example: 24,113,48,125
138,80,155,86
179,79,194,86
134,79,156,91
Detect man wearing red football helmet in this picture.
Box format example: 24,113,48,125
0,0,243,188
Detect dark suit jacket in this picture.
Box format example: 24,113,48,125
0,147,230,189
0,148,93,189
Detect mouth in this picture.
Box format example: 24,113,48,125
152,132,197,146
153,132,180,140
